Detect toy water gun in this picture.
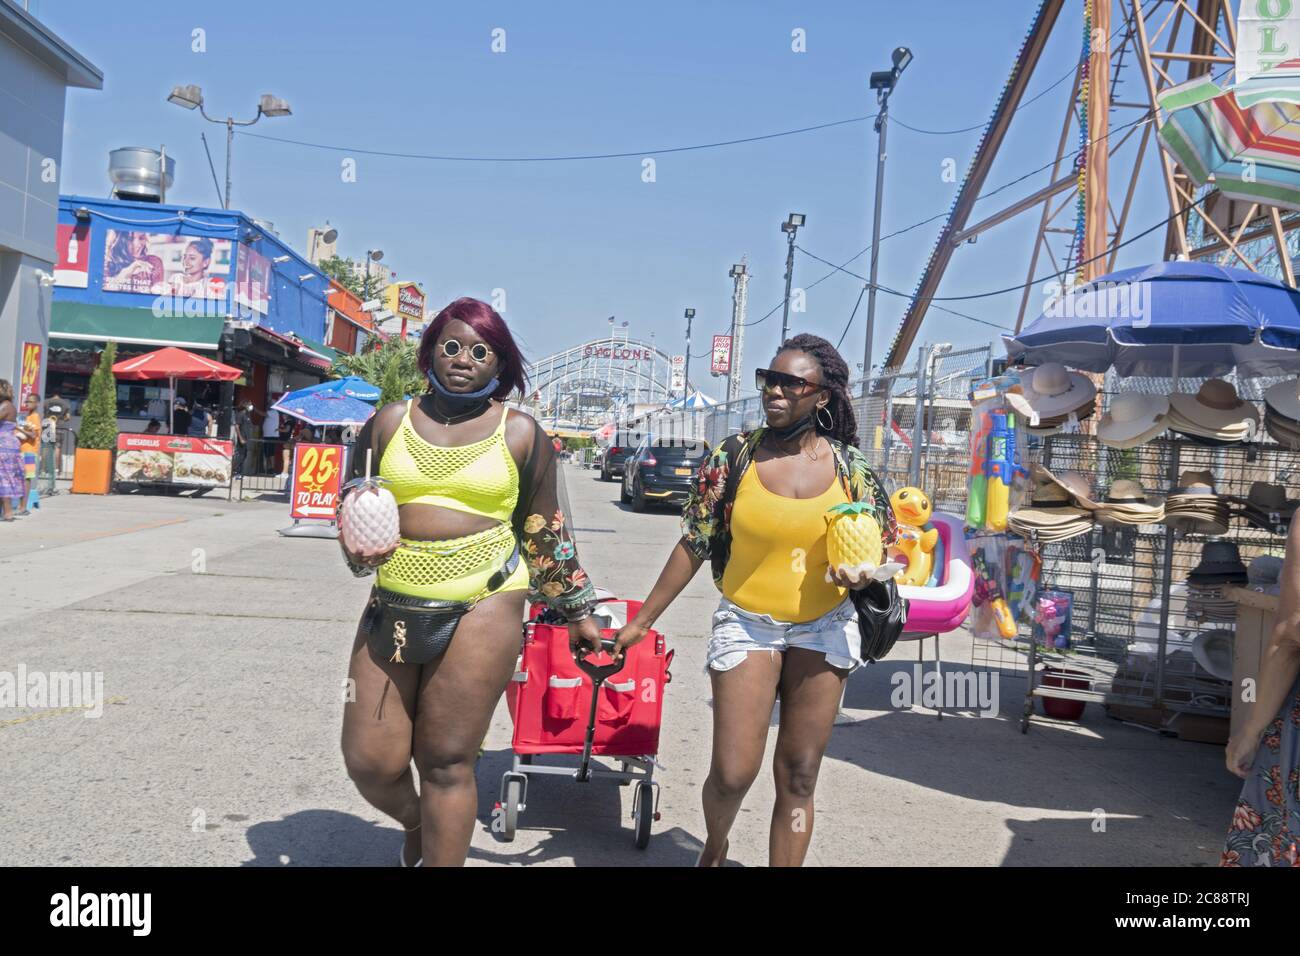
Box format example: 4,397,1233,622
966,410,994,529
985,412,1029,532
971,551,1018,639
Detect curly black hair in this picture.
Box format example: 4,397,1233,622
776,333,860,448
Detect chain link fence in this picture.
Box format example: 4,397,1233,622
629,344,996,508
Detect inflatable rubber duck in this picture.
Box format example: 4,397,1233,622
889,487,940,587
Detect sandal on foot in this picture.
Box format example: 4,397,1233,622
399,823,422,867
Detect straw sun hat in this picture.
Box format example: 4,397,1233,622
1008,467,1094,542
1166,379,1259,444
1163,469,1230,537
1096,393,1170,448
1094,479,1165,526
1008,363,1096,434
1264,378,1300,447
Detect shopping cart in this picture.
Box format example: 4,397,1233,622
499,598,673,849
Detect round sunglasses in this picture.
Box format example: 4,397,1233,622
440,339,495,363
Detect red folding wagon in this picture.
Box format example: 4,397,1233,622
499,598,673,848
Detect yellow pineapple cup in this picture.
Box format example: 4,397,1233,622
824,501,902,585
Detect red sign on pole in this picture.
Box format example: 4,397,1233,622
711,335,732,376
289,443,345,520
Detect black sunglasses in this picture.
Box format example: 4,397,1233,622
756,368,826,398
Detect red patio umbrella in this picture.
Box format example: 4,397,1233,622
112,347,241,433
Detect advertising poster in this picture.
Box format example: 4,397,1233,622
289,443,345,521
234,246,271,314
18,343,41,407
711,335,732,375
114,434,234,486
102,230,231,298
53,224,90,288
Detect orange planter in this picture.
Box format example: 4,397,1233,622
71,448,113,495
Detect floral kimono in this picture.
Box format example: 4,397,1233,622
679,427,898,589
514,418,597,614
1221,677,1300,867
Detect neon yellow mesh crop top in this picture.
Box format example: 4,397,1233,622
379,401,520,522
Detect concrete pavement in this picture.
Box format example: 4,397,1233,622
0,469,1242,865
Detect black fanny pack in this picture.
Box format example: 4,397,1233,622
852,577,908,663
364,545,521,664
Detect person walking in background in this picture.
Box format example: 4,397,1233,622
612,334,898,867
16,393,40,515
39,402,59,496
233,401,254,477
0,381,26,522
262,402,280,473
171,397,191,436
1223,512,1300,866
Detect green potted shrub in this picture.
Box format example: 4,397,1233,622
72,341,118,494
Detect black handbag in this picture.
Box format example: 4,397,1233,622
851,577,908,663
364,546,520,664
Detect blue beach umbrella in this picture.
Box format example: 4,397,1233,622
272,392,377,427
286,376,382,402
1004,260,1300,378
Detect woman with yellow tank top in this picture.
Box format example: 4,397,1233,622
339,298,602,867
611,334,898,867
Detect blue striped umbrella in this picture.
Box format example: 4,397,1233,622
1158,60,1300,211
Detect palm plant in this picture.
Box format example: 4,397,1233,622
331,336,425,406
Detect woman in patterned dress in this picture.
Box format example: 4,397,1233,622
0,380,26,521
1222,512,1300,866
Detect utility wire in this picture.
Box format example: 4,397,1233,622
795,191,1209,310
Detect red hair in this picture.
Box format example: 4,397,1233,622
418,297,528,400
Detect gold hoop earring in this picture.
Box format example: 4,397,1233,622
816,404,834,430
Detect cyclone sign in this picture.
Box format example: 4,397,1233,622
583,345,651,361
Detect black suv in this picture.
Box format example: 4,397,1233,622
621,436,709,512
598,429,642,481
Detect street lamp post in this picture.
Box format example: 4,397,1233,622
862,46,912,394
363,249,384,303
779,213,805,345
167,86,292,209
683,307,695,397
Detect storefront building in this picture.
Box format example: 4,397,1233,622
50,193,346,436
0,3,101,393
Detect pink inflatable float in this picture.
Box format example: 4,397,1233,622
897,511,973,636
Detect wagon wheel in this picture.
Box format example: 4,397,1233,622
633,782,654,849
502,778,522,842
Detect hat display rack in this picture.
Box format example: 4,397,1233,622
984,361,1298,735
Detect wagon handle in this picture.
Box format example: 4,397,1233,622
573,638,626,684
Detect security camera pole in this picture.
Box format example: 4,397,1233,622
861,47,912,395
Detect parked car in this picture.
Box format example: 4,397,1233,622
598,429,643,481
621,436,709,512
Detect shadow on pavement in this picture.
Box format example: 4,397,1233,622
470,747,713,866
242,809,400,866
824,661,1235,865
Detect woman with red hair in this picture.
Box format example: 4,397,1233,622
339,297,602,866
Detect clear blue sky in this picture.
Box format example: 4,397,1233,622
42,0,1171,391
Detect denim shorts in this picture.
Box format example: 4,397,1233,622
707,596,863,674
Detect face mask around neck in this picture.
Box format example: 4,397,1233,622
427,369,500,407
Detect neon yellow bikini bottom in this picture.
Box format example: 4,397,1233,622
377,521,531,601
